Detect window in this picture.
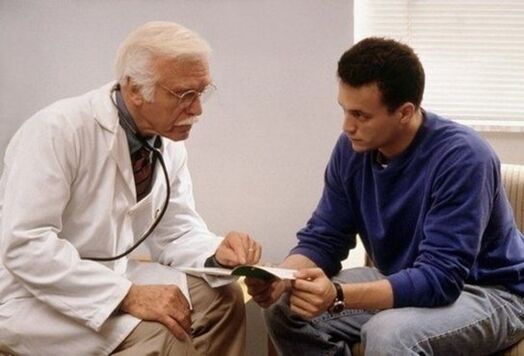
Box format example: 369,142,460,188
354,0,524,131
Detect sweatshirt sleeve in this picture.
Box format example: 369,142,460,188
290,135,358,276
387,141,498,307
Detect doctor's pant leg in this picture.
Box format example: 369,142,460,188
113,276,245,356
187,275,246,356
112,320,199,356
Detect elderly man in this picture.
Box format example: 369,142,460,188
0,21,260,355
248,37,524,355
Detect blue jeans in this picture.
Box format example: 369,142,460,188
263,267,524,356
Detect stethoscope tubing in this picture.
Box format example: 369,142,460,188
84,87,171,261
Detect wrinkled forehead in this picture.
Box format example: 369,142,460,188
154,55,211,89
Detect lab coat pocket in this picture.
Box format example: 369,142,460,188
127,195,155,241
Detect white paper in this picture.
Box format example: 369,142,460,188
176,265,297,280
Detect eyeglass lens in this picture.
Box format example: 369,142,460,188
179,85,216,105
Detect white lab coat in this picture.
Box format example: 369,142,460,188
0,83,228,355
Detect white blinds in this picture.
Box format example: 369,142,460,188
354,0,524,123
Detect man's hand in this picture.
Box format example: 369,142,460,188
246,254,318,309
215,231,262,267
120,284,191,340
245,277,290,308
289,268,337,319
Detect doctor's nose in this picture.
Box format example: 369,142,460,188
186,97,203,117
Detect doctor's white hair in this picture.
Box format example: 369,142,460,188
114,21,211,101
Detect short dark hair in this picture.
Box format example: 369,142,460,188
337,37,425,113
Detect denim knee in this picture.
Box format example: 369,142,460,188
361,310,421,355
263,294,292,333
263,294,353,356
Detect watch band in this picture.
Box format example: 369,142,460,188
334,282,344,302
328,282,345,314
204,254,227,268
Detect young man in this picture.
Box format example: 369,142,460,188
247,37,524,355
0,21,261,355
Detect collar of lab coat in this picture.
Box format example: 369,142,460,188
89,82,168,201
91,82,136,198
91,81,120,133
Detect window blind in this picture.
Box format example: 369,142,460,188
354,0,524,123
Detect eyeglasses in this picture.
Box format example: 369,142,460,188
158,83,217,107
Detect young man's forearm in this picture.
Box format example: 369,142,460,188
342,279,394,310
280,254,318,269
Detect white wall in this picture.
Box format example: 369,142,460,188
1,3,355,354
0,0,358,265
2,0,521,272
2,1,523,267
2,2,523,354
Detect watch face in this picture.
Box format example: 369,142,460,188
330,300,345,314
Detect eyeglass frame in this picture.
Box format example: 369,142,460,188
158,83,217,106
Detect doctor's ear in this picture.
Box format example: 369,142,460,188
126,78,146,106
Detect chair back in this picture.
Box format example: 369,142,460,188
501,164,524,232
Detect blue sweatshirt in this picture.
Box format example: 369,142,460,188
291,111,524,308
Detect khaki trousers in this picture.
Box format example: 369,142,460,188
112,276,246,356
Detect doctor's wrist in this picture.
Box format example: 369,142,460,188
204,254,227,268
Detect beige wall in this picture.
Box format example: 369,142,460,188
2,2,521,354
481,132,524,165
0,0,354,265
0,3,354,355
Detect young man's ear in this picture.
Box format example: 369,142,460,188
398,102,416,124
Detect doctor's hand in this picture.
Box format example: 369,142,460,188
289,268,337,319
245,277,290,308
120,284,191,340
214,231,262,267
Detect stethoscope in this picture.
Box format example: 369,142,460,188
85,84,171,262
